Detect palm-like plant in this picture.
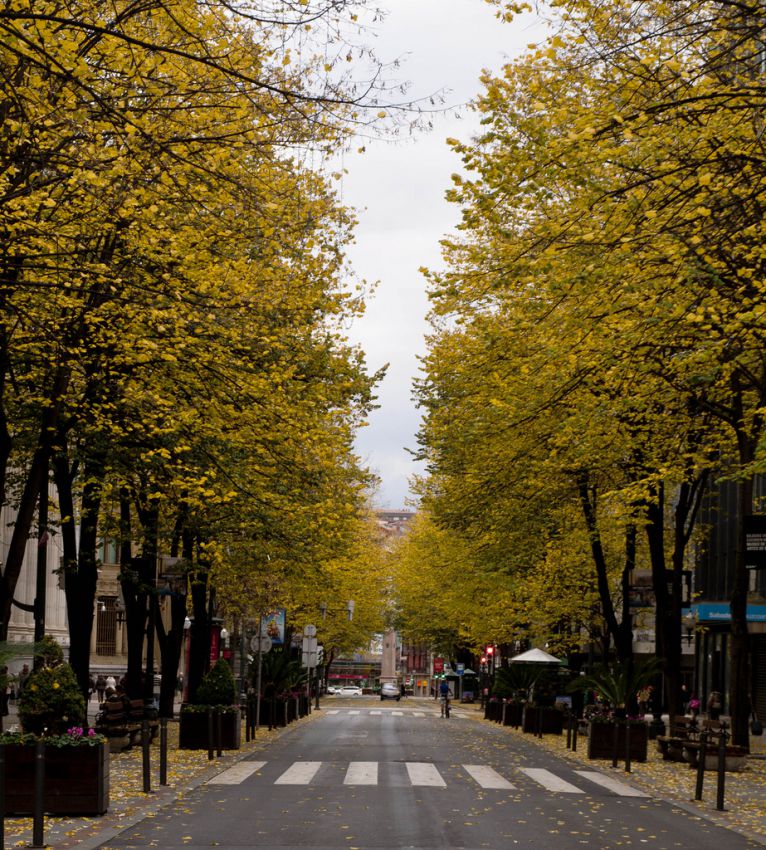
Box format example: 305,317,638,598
567,657,663,711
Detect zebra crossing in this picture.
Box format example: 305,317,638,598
207,759,647,797
324,708,454,718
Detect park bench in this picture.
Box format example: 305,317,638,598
681,720,748,771
656,715,698,761
95,696,159,752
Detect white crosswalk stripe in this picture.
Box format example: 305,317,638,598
207,761,267,784
369,710,382,715
275,761,322,785
520,768,584,793
205,760,646,797
574,771,647,797
463,764,515,790
406,762,447,787
326,710,340,715
344,761,378,785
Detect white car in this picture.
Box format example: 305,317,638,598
337,685,363,696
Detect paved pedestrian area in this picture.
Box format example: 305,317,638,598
2,699,765,848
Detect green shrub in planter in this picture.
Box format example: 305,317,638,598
19,663,86,736
192,660,237,708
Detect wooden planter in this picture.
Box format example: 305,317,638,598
522,706,564,735
587,720,648,762
502,702,524,727
178,709,241,750
2,742,109,815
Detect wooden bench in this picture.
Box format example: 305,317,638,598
681,721,748,771
656,715,698,761
95,696,158,752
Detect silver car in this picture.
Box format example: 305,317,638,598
380,682,401,701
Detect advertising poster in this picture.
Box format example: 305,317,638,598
261,608,286,646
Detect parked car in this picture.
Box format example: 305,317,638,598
325,685,340,695
337,685,363,696
380,682,401,701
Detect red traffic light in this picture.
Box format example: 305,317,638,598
480,656,487,664
486,645,494,655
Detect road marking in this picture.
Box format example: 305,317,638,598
326,710,339,715
369,710,382,715
574,771,648,797
275,762,322,785
207,761,266,785
463,764,515,789
348,710,361,716
520,768,584,794
392,711,403,716
413,712,425,717
406,762,447,787
344,761,378,785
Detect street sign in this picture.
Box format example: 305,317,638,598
456,663,465,675
250,634,272,654
303,624,317,637
302,635,318,667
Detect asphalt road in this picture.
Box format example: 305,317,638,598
97,698,762,850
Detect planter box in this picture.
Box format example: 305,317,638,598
2,742,109,815
522,706,564,735
587,721,648,762
178,709,241,750
502,702,524,727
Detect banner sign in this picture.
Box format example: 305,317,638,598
433,657,444,674
745,515,766,570
261,609,286,645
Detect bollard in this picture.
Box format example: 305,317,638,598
245,698,251,743
216,707,223,758
160,717,168,786
32,739,45,849
624,721,632,773
537,706,543,739
207,707,214,761
1,742,5,850
694,728,707,800
566,713,572,749
716,722,727,811
142,719,151,793
612,719,620,769
572,716,578,752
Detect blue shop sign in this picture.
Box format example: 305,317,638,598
693,602,766,623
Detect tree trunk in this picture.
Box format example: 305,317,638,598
576,472,631,661
0,366,70,639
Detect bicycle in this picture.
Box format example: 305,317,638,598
440,696,451,718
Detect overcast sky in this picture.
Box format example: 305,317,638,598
343,1,548,509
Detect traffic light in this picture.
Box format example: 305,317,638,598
486,645,494,656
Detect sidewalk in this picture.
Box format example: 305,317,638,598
463,703,766,846
2,701,290,850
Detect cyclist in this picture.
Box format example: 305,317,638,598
439,679,451,718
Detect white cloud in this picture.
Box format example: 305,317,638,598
345,1,548,508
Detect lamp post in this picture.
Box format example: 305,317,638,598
315,600,354,701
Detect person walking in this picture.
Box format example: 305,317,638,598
0,666,9,716
17,663,30,696
707,691,722,721
96,674,107,703
688,691,701,719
